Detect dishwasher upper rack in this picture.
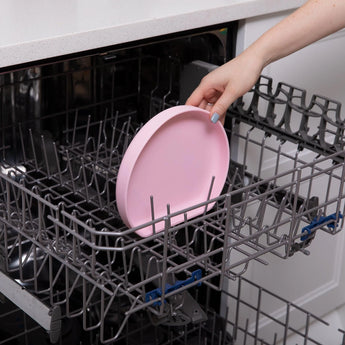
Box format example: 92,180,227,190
1,75,345,342
231,75,345,163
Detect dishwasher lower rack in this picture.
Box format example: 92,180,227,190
1,276,345,345
0,75,345,343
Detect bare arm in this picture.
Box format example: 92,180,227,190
186,0,345,123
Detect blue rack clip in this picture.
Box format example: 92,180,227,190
145,269,202,306
301,212,343,241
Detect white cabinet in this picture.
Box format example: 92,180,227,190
228,9,345,342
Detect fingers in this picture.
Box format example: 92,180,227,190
205,102,213,112
186,83,238,125
198,99,209,110
209,88,237,124
186,71,239,125
186,82,223,120
186,86,218,115
185,85,206,108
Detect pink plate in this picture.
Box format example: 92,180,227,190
116,105,229,237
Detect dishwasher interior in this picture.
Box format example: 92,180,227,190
1,25,345,345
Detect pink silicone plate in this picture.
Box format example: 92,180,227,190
116,105,230,237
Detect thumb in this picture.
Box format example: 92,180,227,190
209,89,237,124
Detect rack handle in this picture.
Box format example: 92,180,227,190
145,269,202,306
301,212,343,241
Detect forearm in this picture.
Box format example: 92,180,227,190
186,0,345,122
250,0,345,67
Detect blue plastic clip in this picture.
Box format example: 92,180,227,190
301,212,343,241
145,269,202,306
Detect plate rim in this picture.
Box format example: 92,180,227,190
116,105,229,236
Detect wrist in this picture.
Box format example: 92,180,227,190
248,35,275,69
238,43,267,76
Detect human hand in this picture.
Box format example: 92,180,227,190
186,0,345,125
185,48,265,124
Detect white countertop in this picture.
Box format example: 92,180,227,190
0,0,304,68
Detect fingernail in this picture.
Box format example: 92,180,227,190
211,113,219,124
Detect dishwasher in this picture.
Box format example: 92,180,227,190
0,22,345,345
